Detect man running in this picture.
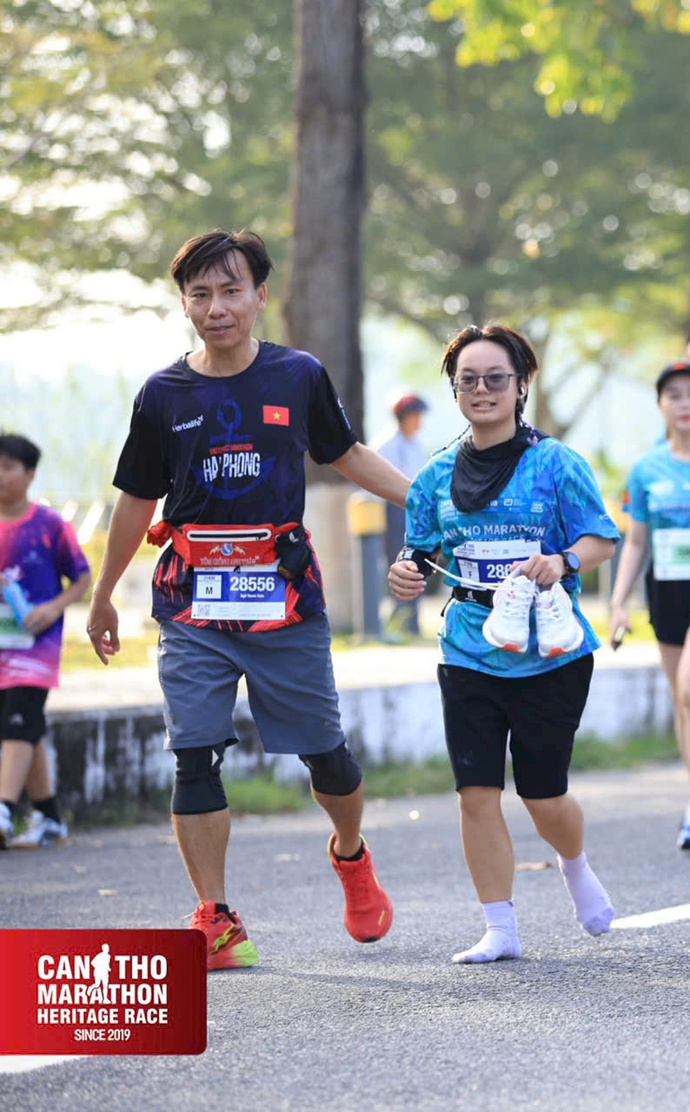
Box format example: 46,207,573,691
87,229,409,970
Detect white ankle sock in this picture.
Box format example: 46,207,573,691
558,851,614,936
452,900,522,964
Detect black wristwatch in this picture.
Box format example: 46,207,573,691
560,550,581,577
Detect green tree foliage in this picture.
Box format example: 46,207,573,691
3,0,689,402
363,0,690,433
1,0,292,328
428,0,690,119
366,4,690,336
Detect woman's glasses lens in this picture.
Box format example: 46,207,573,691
456,373,512,393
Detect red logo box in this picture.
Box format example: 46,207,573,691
0,930,206,1055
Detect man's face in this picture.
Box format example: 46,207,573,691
181,251,267,351
0,455,33,507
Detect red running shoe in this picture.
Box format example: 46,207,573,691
328,834,393,943
189,901,259,971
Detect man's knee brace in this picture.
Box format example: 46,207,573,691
171,743,229,815
299,742,362,797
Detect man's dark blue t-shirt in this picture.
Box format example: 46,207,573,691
113,341,356,631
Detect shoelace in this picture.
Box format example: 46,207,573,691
498,579,534,618
537,590,570,625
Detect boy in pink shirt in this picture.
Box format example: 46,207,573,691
0,434,90,848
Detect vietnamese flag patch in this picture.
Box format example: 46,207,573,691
263,405,290,426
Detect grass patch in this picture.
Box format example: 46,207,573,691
571,731,678,770
61,633,157,672
223,776,310,815
60,789,172,831
363,756,454,798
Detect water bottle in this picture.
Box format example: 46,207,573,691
1,580,34,627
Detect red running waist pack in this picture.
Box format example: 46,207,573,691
146,521,301,568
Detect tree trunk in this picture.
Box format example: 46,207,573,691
283,0,366,449
283,0,367,631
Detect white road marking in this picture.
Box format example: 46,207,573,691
611,903,690,930
0,1055,82,1074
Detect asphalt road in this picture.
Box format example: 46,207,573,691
1,764,689,1112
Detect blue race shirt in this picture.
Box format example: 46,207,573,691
626,442,690,582
406,437,619,677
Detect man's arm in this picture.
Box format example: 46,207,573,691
330,442,410,507
87,492,158,665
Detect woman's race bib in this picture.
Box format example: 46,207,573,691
453,539,541,588
192,562,286,620
652,528,690,581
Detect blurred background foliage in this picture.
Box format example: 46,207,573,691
2,0,690,493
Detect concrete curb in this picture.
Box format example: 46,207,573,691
44,659,674,821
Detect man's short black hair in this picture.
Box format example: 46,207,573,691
0,433,41,471
170,229,274,291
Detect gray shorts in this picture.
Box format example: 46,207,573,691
157,612,346,755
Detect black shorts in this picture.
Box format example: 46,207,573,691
0,686,48,745
646,570,690,647
437,655,594,799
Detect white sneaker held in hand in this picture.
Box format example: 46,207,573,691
535,582,584,658
482,572,536,654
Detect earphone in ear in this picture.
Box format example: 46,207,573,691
518,385,526,397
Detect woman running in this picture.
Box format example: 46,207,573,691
389,324,619,963
610,361,690,850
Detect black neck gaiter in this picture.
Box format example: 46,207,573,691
451,424,549,514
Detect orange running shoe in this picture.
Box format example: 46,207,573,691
328,834,393,943
189,901,259,971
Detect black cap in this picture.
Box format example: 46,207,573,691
655,361,690,398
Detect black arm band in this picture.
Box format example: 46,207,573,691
396,547,434,578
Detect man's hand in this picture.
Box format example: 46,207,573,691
509,553,564,587
87,596,121,665
389,560,427,601
22,599,62,635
